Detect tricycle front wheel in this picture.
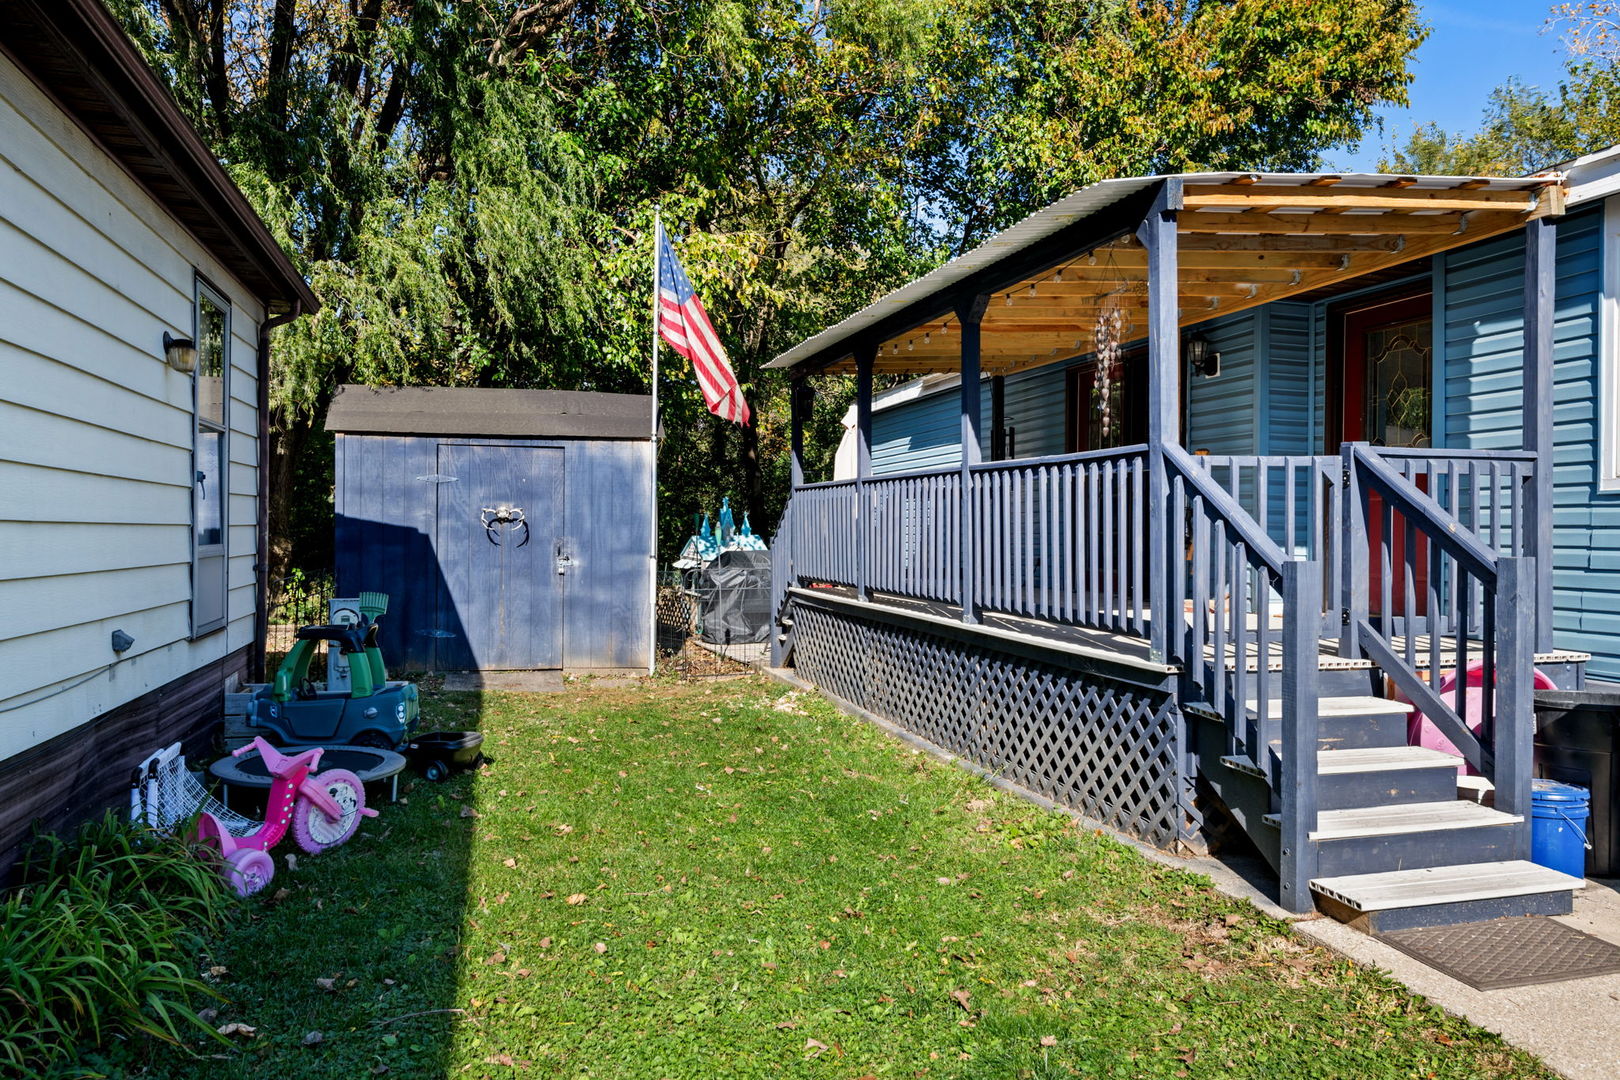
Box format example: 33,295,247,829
291,769,369,853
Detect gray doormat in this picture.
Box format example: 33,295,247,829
1377,917,1620,990
442,671,563,692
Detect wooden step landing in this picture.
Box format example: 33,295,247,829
1310,861,1584,932
1317,746,1462,775
1246,695,1412,719
1286,800,1521,841
1312,861,1586,912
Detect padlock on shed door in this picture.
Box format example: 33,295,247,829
555,538,576,575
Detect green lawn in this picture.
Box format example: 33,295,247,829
145,675,1552,1079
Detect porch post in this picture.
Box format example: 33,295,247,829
957,293,989,624
789,376,809,490
854,344,875,602
1523,217,1556,652
990,375,1006,461
1136,179,1182,663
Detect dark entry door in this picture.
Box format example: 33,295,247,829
1341,295,1433,618
435,444,564,670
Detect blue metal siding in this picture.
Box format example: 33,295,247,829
1185,312,1259,454
871,387,984,474
1439,208,1620,678
1263,303,1316,455
871,309,1262,470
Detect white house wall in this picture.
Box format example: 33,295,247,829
0,51,265,761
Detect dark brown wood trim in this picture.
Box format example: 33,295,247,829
0,0,317,313
0,645,249,884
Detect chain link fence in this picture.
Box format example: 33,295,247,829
655,557,774,675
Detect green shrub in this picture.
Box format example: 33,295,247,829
1,814,233,1077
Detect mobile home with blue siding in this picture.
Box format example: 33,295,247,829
327,386,655,674
833,163,1620,682
773,167,1617,923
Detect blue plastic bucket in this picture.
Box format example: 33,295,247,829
1530,778,1591,878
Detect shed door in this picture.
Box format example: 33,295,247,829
435,444,564,669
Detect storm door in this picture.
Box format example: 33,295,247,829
1339,295,1434,620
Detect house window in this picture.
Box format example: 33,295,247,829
192,281,229,635
1603,196,1620,491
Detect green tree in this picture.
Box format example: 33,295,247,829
107,0,1424,570
1383,3,1620,175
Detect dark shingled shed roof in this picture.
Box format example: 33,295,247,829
325,385,654,440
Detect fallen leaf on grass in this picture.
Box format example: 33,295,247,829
804,1038,828,1059
776,1021,797,1030
485,1054,516,1067
216,1022,256,1038
460,806,479,818
593,942,607,954
314,977,336,992
1039,1035,1057,1047
302,1031,324,1047
949,989,971,1012
566,893,588,905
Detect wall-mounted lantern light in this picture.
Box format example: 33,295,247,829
1186,333,1220,378
163,331,198,373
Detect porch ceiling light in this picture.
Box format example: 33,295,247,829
163,331,197,373
1186,334,1220,379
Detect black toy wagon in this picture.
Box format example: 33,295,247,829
404,731,485,781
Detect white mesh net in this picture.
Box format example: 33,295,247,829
130,742,259,838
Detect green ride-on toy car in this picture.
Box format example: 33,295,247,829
250,591,419,749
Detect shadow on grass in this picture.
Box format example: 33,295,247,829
142,684,484,1079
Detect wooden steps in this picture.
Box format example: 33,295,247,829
1316,746,1461,775
1310,860,1584,933
1293,800,1521,841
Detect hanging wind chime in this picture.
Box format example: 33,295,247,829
1093,297,1125,441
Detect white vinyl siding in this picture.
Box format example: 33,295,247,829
0,51,265,761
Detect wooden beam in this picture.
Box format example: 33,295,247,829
1183,183,1538,214
1178,211,1487,235
1179,234,1409,253
1137,181,1178,664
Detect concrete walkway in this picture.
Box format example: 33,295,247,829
1292,882,1620,1080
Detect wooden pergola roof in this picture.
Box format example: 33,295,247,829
769,172,1565,378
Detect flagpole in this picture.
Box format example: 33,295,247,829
647,208,661,676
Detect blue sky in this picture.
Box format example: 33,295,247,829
1333,1,1573,172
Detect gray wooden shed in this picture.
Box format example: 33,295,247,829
327,385,654,673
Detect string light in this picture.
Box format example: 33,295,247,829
1054,269,1064,283
1005,293,1013,306
923,332,931,344
1027,283,1037,298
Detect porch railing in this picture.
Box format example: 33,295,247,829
788,446,1151,634
1344,443,1535,835
1164,443,1321,911
968,446,1149,634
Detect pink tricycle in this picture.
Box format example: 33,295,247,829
194,737,378,897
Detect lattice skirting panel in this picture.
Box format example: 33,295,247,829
789,599,1193,849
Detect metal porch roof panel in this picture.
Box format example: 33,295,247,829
766,171,1556,373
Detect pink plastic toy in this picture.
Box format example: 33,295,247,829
194,737,378,897
1406,661,1558,776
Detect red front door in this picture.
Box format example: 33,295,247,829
1339,295,1433,619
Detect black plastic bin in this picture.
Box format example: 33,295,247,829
1535,687,1620,877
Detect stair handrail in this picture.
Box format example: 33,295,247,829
1166,443,1320,912
1349,445,1499,774
1346,444,1535,840
1165,444,1290,575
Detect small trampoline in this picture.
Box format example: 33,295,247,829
211,745,407,805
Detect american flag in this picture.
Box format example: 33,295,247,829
657,223,750,425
